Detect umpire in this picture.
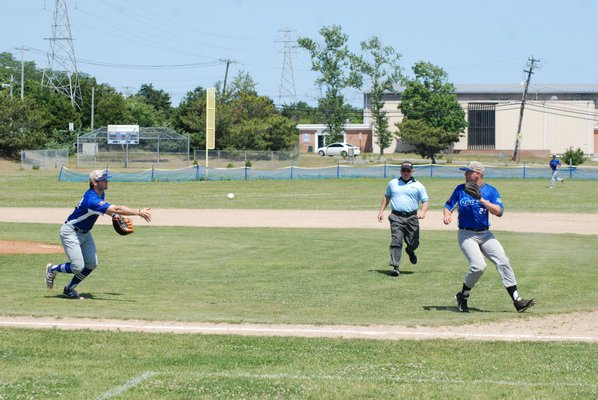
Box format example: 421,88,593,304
377,161,429,276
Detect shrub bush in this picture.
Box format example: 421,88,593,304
561,147,586,166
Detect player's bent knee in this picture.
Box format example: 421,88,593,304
70,262,85,273
84,262,98,271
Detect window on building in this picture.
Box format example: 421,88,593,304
467,103,496,150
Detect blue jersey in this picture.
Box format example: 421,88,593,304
385,178,429,212
549,158,561,171
65,189,111,231
444,183,503,230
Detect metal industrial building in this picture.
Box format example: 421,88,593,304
365,84,598,157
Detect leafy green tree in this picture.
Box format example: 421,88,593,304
172,86,207,148
298,25,362,144
0,95,49,158
352,36,402,154
126,96,165,127
280,101,322,124
397,61,467,163
219,91,296,151
136,83,172,120
94,89,133,127
28,84,82,132
222,71,258,101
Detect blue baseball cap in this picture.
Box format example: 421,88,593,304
89,170,111,181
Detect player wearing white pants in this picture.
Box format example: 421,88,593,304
59,224,98,273
458,229,516,290
549,154,564,188
443,161,535,313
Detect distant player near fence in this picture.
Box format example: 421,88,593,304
549,154,565,188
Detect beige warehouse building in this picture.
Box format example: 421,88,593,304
365,84,598,158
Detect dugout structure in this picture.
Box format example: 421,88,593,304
76,126,189,168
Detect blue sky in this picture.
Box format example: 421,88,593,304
2,0,597,107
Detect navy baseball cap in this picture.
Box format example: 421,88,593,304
89,170,111,181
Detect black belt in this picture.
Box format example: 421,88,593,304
460,227,489,232
392,210,417,217
65,222,88,234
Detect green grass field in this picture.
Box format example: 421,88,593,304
1,171,597,212
1,171,597,399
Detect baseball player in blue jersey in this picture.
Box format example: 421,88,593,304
45,170,152,299
443,161,535,312
549,154,564,188
378,161,429,276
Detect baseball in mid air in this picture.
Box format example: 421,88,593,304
227,193,235,200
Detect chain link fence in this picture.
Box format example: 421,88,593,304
21,149,68,169
193,149,300,169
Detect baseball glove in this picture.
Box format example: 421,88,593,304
112,213,134,235
464,182,482,200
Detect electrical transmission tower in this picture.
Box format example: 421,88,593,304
42,0,82,109
277,28,297,105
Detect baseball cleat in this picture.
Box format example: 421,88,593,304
406,248,417,265
45,263,56,289
514,298,536,312
63,287,83,300
455,292,469,312
390,268,400,277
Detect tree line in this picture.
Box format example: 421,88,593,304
1,25,466,162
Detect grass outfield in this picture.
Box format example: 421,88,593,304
1,223,597,325
1,173,597,212
1,329,597,399
1,174,597,399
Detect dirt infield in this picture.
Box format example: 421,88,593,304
1,207,597,341
0,312,597,342
2,207,598,235
0,240,63,254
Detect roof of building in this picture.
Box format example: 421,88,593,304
382,83,598,95
453,83,598,94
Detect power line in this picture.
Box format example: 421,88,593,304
77,59,224,70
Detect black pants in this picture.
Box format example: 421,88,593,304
388,213,420,267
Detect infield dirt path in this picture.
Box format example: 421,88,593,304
1,207,598,235
1,207,597,341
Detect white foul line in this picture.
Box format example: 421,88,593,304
95,371,158,400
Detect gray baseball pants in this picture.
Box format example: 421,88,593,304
458,229,517,289
59,224,99,273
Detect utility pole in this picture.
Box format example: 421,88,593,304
219,58,237,96
19,47,25,100
91,86,95,130
512,56,540,162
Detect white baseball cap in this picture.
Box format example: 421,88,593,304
459,161,485,174
89,170,111,182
